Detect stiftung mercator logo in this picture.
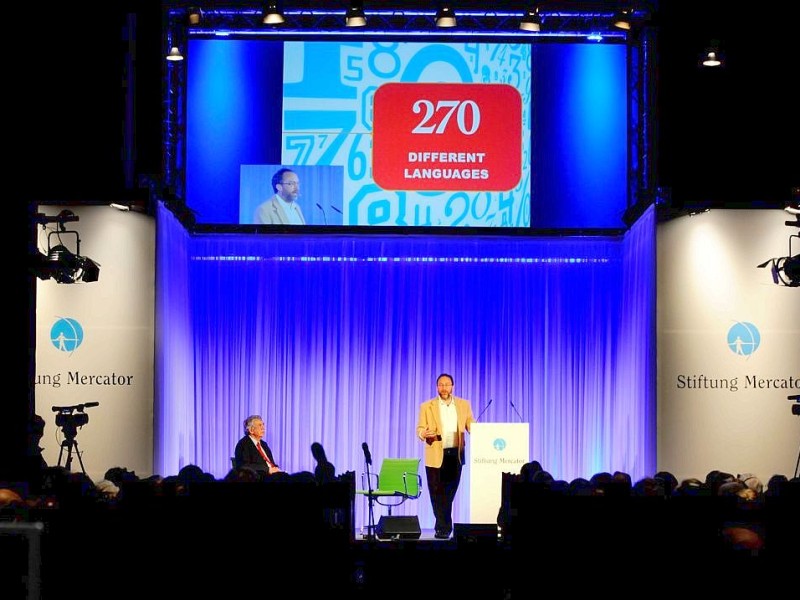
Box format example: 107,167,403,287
51,317,84,354
727,321,760,357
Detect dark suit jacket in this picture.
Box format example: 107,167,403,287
234,435,279,473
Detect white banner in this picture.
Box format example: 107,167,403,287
35,205,155,483
657,209,800,483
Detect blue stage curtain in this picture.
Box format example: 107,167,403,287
617,205,657,477
155,202,656,529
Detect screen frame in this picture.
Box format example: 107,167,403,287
169,27,636,237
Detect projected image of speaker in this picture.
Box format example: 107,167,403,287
376,516,421,540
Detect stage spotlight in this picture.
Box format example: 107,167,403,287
35,243,101,284
758,255,800,288
785,203,800,229
701,40,723,67
166,47,184,62
346,1,367,27
188,7,202,26
520,7,542,32
262,2,285,25
46,245,81,284
785,256,800,284
757,204,800,287
436,5,457,28
688,208,710,217
32,217,101,284
612,8,633,30
702,51,722,67
75,255,100,283
785,196,800,216
110,202,148,214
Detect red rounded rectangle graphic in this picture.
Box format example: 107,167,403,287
372,83,522,191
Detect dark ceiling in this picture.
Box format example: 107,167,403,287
14,1,798,208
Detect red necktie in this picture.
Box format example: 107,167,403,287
255,442,274,468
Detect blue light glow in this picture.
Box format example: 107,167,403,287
531,43,627,228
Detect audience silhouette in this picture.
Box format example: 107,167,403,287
311,442,336,484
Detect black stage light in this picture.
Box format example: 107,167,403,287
263,1,285,25
436,5,457,28
520,7,542,32
346,1,367,27
758,255,800,287
188,7,202,26
46,244,82,284
612,8,633,30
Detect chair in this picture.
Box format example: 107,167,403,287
356,458,422,515
356,458,422,539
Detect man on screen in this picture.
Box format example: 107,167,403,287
416,373,474,539
253,168,306,225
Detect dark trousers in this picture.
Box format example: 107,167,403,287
426,448,462,535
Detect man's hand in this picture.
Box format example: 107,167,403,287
421,428,439,444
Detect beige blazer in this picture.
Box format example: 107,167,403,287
416,396,475,467
253,196,306,225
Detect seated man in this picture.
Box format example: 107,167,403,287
233,415,283,476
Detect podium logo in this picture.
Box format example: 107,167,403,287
492,438,506,451
727,322,760,357
51,317,84,354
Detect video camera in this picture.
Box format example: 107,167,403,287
790,394,800,416
52,402,99,431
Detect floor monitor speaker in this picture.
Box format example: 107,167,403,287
376,515,421,540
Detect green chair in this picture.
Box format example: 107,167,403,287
356,458,422,515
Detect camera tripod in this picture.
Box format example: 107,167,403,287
52,402,99,475
57,428,87,475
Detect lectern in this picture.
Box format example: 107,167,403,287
468,422,529,523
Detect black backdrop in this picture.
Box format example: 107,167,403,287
656,1,798,207
15,2,799,208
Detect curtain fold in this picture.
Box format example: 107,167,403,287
154,204,196,472
156,202,656,529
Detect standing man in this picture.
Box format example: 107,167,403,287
417,373,474,539
234,415,283,476
253,168,305,224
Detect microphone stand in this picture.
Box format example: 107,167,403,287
510,399,524,422
365,459,376,542
476,398,493,421
316,203,328,225
362,443,376,542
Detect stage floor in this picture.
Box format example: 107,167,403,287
355,523,502,544
355,527,451,542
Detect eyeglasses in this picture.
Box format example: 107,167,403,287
279,180,299,187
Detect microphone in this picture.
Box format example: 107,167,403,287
476,398,493,421
509,399,523,422
315,203,328,225
361,442,372,465
82,402,100,409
